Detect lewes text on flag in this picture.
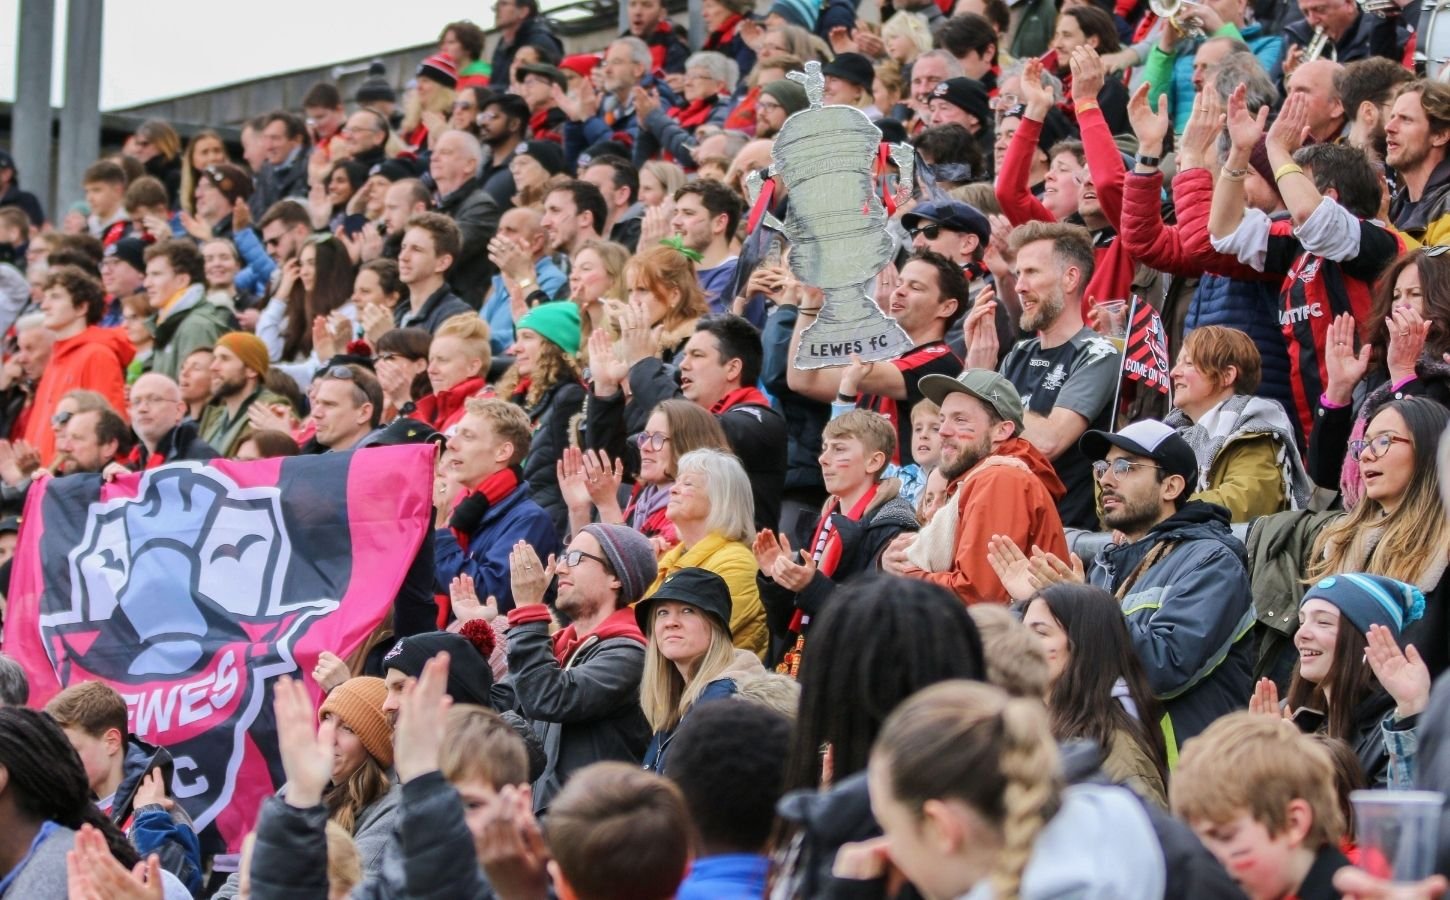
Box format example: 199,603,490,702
2,445,437,858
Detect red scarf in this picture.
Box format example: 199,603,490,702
722,86,759,133
779,483,878,677
529,109,565,144
448,467,523,550
670,97,720,131
704,14,741,51
414,376,488,432
710,386,771,416
646,21,674,72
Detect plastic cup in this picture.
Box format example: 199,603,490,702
1092,299,1128,350
1350,789,1445,883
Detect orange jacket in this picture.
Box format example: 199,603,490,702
923,436,1069,605
25,326,134,463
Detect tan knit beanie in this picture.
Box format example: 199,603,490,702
318,676,394,770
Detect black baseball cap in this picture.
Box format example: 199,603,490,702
901,200,991,247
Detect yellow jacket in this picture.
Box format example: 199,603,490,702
649,533,768,660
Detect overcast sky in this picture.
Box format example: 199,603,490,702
0,0,560,110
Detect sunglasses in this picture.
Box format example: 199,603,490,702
909,224,943,240
326,365,357,379
51,410,73,428
1424,245,1450,257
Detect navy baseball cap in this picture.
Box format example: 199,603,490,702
901,200,991,247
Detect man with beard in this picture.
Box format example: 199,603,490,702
880,369,1068,605
198,332,288,457
485,522,657,811
1339,58,1413,160
996,221,1120,531
1387,80,1450,246
1031,420,1254,748
478,94,530,209
54,407,128,476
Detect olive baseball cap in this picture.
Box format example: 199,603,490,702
919,369,1025,432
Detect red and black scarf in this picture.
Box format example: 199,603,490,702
448,466,523,550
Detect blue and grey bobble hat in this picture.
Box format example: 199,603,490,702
1300,573,1427,639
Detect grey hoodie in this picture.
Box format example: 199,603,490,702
957,784,1167,900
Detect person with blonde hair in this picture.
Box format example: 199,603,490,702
413,313,493,433
639,161,687,208
1172,712,1350,900
838,680,1167,898
648,448,768,657
566,238,630,356
881,10,934,66
637,567,763,773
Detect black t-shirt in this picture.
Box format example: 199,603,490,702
860,340,962,464
1000,327,1121,530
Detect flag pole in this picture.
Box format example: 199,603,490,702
1108,294,1138,432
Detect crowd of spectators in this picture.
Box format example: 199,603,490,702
2,0,1450,896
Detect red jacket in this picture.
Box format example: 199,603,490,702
995,108,1133,313
25,326,134,464
1119,167,1279,283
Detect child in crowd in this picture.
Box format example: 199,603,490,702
1172,712,1350,900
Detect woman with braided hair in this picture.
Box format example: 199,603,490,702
0,706,143,896
848,680,1168,899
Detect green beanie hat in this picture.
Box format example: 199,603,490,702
517,301,582,356
761,79,809,117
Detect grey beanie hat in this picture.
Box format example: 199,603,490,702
579,523,659,605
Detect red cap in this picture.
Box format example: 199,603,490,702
560,53,603,78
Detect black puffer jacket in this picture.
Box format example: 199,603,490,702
514,378,586,538
434,178,502,309
758,481,918,664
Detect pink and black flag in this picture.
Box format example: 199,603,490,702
3,444,436,861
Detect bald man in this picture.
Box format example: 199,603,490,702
121,372,219,470
482,206,568,352
1288,60,1348,144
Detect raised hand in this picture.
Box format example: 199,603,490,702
311,315,337,363
247,401,296,436
770,534,817,591
753,528,785,574
1386,305,1431,384
1179,88,1225,171
450,572,499,624
1247,676,1291,719
132,768,173,811
359,301,394,346
393,652,453,783
509,540,556,608
618,297,660,366
580,448,625,506
1069,45,1105,108
985,534,1040,601
1126,82,1170,157
272,675,336,808
67,825,164,900
178,211,211,242
639,201,674,245
276,258,301,301
828,25,860,55
1226,83,1269,156
963,288,1001,371
1020,58,1054,118
1265,90,1311,158
1366,624,1431,718
312,650,351,693
632,85,662,119
232,198,252,234
557,446,594,512
1026,545,1085,586
478,784,552,900
1324,313,1371,406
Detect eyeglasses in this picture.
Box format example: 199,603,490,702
51,410,73,428
451,101,477,112
129,394,172,408
1350,433,1413,461
909,224,943,240
263,234,285,249
634,431,671,451
1091,459,1163,481
756,99,783,112
559,549,609,569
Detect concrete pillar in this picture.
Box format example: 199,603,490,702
688,0,704,51
12,0,55,220
55,0,103,214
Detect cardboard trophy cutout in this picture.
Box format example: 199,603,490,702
745,61,916,369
